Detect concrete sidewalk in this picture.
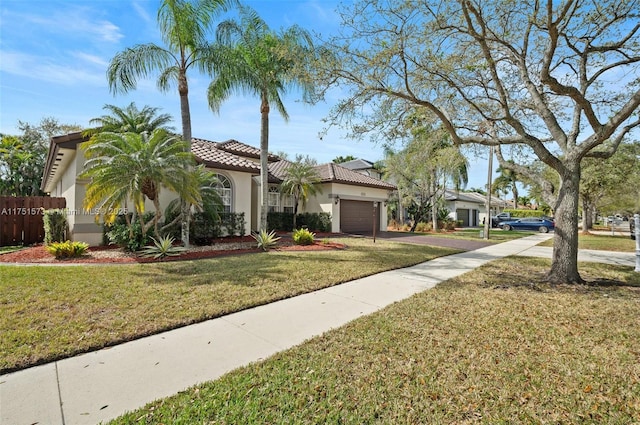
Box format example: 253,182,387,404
517,246,636,267
1,234,553,425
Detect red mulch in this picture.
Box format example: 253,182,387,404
0,236,346,264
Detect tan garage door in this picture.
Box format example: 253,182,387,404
341,200,380,233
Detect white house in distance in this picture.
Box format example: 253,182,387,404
336,158,507,227
41,132,396,245
444,190,508,227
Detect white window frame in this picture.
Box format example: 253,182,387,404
214,174,232,213
268,185,280,212
282,193,294,214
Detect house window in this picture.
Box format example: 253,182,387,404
214,174,232,213
283,193,294,214
268,186,280,212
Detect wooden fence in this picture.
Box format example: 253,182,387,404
0,196,66,246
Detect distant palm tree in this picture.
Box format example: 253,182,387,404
493,166,521,208
207,6,316,231
280,161,322,229
85,103,174,136
81,129,200,239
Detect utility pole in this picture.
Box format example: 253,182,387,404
484,146,493,240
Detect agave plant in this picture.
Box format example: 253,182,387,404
139,236,187,259
251,229,280,252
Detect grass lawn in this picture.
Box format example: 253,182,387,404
0,238,459,373
110,257,640,424
393,228,533,242
538,233,636,252
0,245,23,254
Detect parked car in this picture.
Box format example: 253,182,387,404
491,212,513,228
499,217,555,233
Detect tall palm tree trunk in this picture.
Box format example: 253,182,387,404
179,71,192,247
259,96,270,231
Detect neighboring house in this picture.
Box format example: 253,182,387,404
444,190,508,227
41,133,395,245
339,158,383,180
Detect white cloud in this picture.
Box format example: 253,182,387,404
0,50,105,86
71,52,109,67
132,0,153,24
3,6,123,44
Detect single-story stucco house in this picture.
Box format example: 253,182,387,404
444,189,508,227
41,132,396,245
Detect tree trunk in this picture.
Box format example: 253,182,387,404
179,70,191,247
548,165,583,284
293,194,299,230
580,197,591,235
431,172,438,232
259,96,270,232
513,184,519,209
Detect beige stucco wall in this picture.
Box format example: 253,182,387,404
48,147,255,244
306,183,390,233
447,200,489,227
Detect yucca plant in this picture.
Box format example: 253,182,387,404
45,241,89,259
251,229,280,252
139,236,187,259
292,228,315,245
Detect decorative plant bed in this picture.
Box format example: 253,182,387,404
0,236,346,264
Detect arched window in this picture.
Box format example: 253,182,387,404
214,174,232,213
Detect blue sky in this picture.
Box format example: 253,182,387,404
0,0,492,186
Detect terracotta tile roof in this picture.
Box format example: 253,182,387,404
267,160,395,190
215,139,280,162
267,159,294,180
317,163,396,189
191,139,260,173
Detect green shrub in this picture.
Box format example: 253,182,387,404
45,240,89,259
503,209,546,218
104,212,155,251
297,212,331,232
139,236,186,259
267,212,332,233
267,212,294,232
43,209,68,244
293,228,315,245
252,229,280,252
415,222,431,232
170,212,247,245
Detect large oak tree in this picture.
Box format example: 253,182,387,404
312,0,640,283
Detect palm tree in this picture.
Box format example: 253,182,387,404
163,165,222,232
280,161,322,229
81,129,200,240
85,103,174,136
107,0,236,246
493,166,521,209
107,0,235,143
207,6,316,231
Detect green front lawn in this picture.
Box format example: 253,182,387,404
538,233,635,252
392,228,533,242
110,257,640,424
0,238,459,373
0,245,24,254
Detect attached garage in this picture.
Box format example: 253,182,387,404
340,200,381,233
456,208,470,227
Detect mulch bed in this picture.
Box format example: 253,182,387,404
0,235,346,264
